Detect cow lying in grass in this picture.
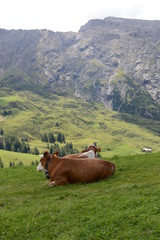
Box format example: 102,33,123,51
44,144,101,179
37,151,115,187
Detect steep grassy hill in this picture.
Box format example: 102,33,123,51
1,89,160,158
0,153,160,239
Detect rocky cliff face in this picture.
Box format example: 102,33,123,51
1,17,160,119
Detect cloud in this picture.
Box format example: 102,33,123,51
1,0,160,32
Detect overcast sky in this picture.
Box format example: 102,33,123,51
1,0,160,32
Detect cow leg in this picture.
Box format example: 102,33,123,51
49,181,56,187
49,178,68,187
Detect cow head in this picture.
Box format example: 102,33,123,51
37,150,59,172
37,151,51,172
82,144,101,155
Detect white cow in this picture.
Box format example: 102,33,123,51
79,150,95,158
141,148,152,153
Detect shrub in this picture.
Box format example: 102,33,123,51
35,160,39,166
32,147,39,155
17,161,24,167
9,161,13,167
0,157,4,168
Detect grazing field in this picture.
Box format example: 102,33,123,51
0,152,160,239
0,150,39,168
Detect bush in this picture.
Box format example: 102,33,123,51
9,161,15,167
32,147,39,155
0,157,4,168
35,160,39,166
17,161,24,167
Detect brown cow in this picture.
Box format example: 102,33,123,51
44,145,101,179
64,144,101,159
37,151,115,187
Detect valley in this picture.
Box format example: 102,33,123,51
0,89,160,166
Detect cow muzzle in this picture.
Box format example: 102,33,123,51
37,162,45,172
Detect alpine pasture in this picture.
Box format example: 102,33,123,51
0,153,160,239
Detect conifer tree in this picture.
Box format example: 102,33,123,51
0,128,4,136
41,133,48,142
57,132,65,143
48,133,56,143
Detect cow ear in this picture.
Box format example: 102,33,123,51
53,150,59,156
43,151,50,157
97,148,101,152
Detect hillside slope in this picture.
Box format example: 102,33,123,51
0,153,160,239
1,90,160,157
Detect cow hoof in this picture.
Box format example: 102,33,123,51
48,181,55,187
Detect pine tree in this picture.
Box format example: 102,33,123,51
0,128,4,136
0,138,4,149
49,143,60,154
57,132,65,143
57,132,62,142
41,133,48,142
48,133,56,143
32,147,39,155
61,133,65,143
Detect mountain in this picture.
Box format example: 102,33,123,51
1,17,160,155
1,17,160,120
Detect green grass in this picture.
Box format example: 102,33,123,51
0,152,160,239
0,150,39,168
0,95,24,107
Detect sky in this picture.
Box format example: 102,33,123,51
1,0,160,32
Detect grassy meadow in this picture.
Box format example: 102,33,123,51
0,152,160,239
0,150,39,168
1,90,160,239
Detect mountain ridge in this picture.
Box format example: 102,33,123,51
1,17,160,120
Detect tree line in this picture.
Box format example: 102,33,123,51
41,132,65,143
0,129,39,155
48,142,78,157
0,129,77,158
